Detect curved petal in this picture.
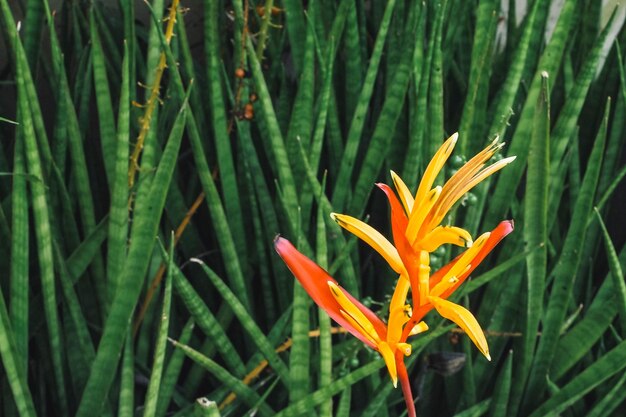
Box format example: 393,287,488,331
390,170,414,214
432,156,516,227
376,183,408,247
438,220,514,299
434,232,491,286
428,296,490,360
274,237,387,347
379,342,398,387
430,220,514,298
377,183,425,306
387,303,412,346
415,225,473,252
331,213,405,275
329,282,382,345
406,186,442,246
403,304,435,340
389,275,410,316
408,321,429,336
414,132,458,206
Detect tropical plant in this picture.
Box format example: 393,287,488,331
0,1,625,416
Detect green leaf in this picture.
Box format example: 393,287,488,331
586,372,626,417
155,319,195,417
75,89,190,417
171,266,245,378
169,340,275,417
331,0,397,211
90,9,116,185
205,0,247,265
486,0,577,222
0,284,37,417
246,37,299,222
191,259,291,383
518,70,550,396
524,96,607,407
458,0,497,156
316,180,332,417
9,121,29,377
488,351,513,417
349,3,419,214
595,209,626,334
118,332,135,417
528,340,626,417
142,237,175,417
107,41,131,300
16,41,68,415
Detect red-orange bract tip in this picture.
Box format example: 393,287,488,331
274,237,387,349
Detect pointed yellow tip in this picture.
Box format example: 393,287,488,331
330,212,338,221
485,352,492,361
466,238,473,248
445,133,459,153
392,377,398,388
502,156,517,164
409,321,429,336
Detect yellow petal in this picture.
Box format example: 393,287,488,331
417,250,431,306
328,281,381,344
409,321,429,336
432,155,516,227
389,274,410,314
443,138,502,194
331,213,405,274
428,296,490,360
414,225,473,252
396,342,412,356
387,304,412,346
414,133,458,206
406,186,441,245
390,170,414,214
430,275,459,298
378,341,398,387
438,232,489,284
339,310,378,346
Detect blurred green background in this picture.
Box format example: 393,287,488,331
1,0,626,416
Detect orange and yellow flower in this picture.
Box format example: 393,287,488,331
275,134,514,417
330,133,515,358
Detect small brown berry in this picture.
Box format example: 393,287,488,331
243,103,254,120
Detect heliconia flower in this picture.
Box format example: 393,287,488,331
330,134,515,359
274,236,426,417
275,134,514,417
274,221,511,417
274,237,426,385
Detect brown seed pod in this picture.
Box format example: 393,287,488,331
256,5,283,17
243,103,254,120
235,68,246,79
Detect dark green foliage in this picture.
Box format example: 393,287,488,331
0,1,625,416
